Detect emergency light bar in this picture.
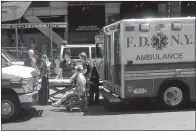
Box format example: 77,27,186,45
172,22,182,31
139,23,150,32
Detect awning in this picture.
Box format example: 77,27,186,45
1,2,32,22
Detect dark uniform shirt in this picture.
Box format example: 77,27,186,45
82,58,93,78
60,60,77,78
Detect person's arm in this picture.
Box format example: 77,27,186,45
70,73,77,83
82,62,87,75
56,61,63,78
56,68,62,78
71,61,77,72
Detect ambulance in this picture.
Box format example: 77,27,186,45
95,17,196,109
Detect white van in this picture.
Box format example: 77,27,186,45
1,50,40,121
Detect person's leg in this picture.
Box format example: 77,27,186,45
89,84,94,105
86,80,90,104
52,90,74,106
94,84,100,104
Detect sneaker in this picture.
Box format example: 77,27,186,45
52,102,61,107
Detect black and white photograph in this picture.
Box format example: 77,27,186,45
1,0,196,130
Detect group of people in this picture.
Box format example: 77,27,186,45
24,48,100,111
52,50,100,110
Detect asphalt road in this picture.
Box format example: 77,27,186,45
2,99,196,130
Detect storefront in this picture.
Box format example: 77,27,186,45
2,23,67,60
1,1,68,60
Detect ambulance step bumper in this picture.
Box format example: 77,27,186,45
99,89,121,103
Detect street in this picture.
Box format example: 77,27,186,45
2,98,196,130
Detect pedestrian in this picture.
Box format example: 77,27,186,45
78,52,94,105
24,49,40,75
39,54,51,105
56,49,77,78
89,62,100,104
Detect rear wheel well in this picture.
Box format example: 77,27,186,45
159,79,190,98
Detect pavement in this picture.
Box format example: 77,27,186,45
2,98,196,130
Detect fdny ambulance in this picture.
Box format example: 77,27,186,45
95,17,195,109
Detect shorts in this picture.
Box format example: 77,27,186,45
74,89,86,97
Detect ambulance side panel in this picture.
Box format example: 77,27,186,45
121,18,195,100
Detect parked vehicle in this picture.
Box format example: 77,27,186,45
1,50,40,121
95,17,196,109
60,44,96,65
1,49,24,66
60,44,104,85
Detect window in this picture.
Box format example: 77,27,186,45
181,2,196,17
108,35,111,60
63,47,89,59
91,47,96,59
29,1,50,8
120,2,158,19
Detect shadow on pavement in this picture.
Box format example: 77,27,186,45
82,99,196,116
2,107,43,124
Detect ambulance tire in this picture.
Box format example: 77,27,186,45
2,94,20,122
158,85,189,109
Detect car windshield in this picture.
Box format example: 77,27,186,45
2,50,17,62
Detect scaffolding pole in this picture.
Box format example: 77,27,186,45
50,23,53,60
15,25,19,60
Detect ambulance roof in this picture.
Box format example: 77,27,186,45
101,17,195,33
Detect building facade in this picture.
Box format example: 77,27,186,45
1,1,195,60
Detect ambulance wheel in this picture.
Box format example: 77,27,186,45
2,95,20,122
159,85,189,109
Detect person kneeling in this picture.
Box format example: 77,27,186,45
52,65,87,109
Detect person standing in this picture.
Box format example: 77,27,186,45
78,52,94,105
39,54,51,105
24,49,39,75
89,62,100,104
56,49,77,78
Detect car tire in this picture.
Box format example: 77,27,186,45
158,86,189,109
1,95,20,122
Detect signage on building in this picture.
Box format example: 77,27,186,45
68,5,105,32
2,23,67,29
1,2,32,22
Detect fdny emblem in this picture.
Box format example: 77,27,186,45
151,32,168,50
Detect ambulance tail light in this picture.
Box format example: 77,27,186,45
139,23,150,32
172,23,182,31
